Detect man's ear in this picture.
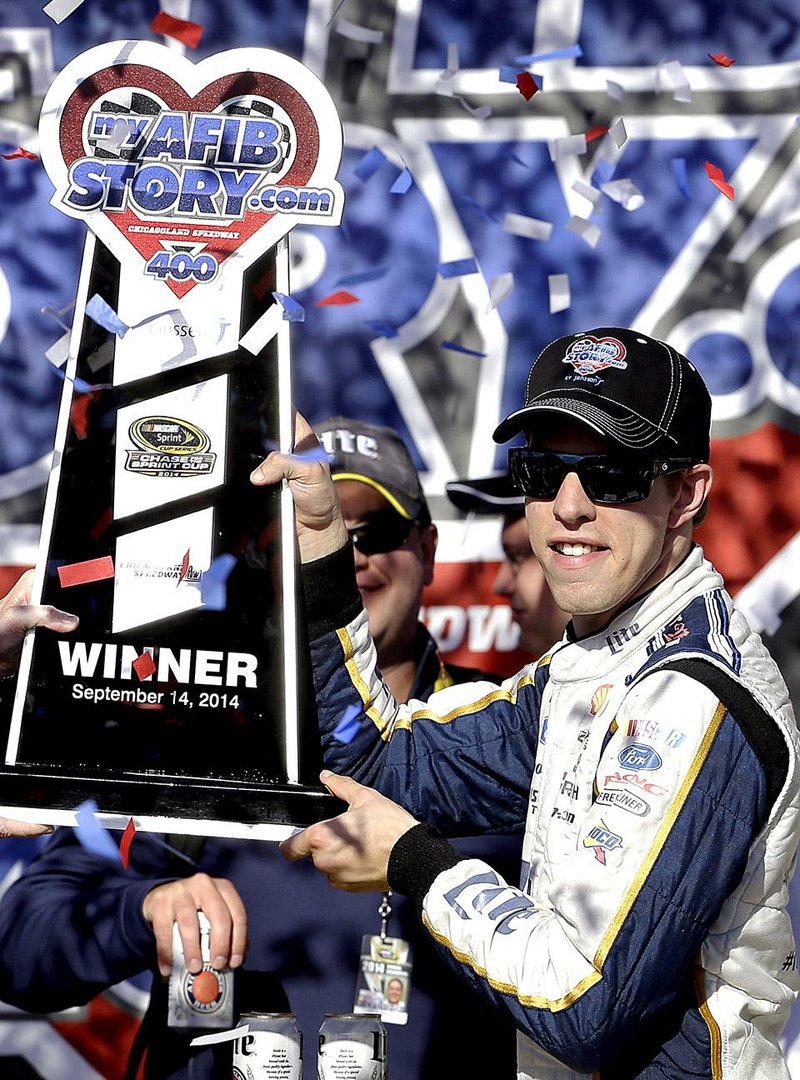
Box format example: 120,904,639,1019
668,464,713,529
420,523,438,586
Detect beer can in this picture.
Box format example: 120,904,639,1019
168,913,233,1030
317,1013,386,1080
232,1012,303,1080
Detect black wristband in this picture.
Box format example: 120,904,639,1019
387,822,464,909
301,543,362,640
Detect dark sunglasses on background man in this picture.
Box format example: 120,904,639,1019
347,507,421,555
508,448,697,505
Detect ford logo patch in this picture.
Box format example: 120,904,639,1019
618,743,662,771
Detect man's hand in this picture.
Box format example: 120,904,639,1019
0,568,78,676
280,771,418,892
142,874,248,978
249,411,348,563
0,817,53,839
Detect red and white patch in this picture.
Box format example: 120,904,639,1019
563,334,628,376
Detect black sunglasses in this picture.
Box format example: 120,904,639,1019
347,508,418,555
508,448,696,505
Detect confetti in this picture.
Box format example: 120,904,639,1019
58,556,115,588
572,179,602,207
548,274,571,314
457,98,491,119
45,330,71,369
364,319,399,339
445,43,459,75
336,267,389,287
272,292,305,322
199,554,237,611
335,19,384,44
390,168,413,194
437,257,479,279
566,216,602,248
353,146,387,183
333,704,363,744
74,800,120,862
514,45,583,63
150,11,204,49
2,147,38,160
502,212,553,241
178,550,191,584
293,446,331,464
42,0,84,24
549,134,587,161
671,157,691,199
239,304,282,355
708,52,735,67
658,59,692,103
86,294,129,338
606,79,625,101
434,73,456,98
585,125,608,143
608,117,628,149
516,73,539,101
119,818,136,870
89,507,113,543
591,159,616,186
441,340,486,358
499,65,520,85
315,290,360,306
486,272,514,312
704,161,734,200
600,178,645,211
133,651,156,682
191,1026,250,1048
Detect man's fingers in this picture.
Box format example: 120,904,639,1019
215,878,248,967
279,825,315,862
0,817,54,839
319,770,365,805
20,604,79,634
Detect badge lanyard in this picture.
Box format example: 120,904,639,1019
352,891,413,1026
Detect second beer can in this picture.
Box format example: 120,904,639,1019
317,1013,387,1080
232,1012,303,1080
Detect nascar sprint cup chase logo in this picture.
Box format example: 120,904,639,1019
126,416,216,477
38,40,344,297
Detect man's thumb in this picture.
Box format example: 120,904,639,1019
320,770,361,804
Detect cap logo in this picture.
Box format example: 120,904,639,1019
563,335,628,376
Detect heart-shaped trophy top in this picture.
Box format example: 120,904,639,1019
39,41,344,299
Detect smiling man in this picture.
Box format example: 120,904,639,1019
253,328,800,1080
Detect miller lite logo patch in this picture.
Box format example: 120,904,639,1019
563,335,628,376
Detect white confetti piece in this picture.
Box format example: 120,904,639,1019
548,133,587,161
45,330,71,369
572,179,602,207
600,178,645,211
191,1025,249,1048
446,42,459,75
609,117,628,149
335,19,384,44
502,212,553,241
458,97,491,119
566,216,602,248
658,59,692,103
548,274,571,314
43,0,85,23
239,304,283,355
606,79,625,101
486,272,514,312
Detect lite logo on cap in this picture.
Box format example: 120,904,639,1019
564,335,628,377
318,428,379,460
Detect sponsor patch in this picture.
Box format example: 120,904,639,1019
582,819,623,864
618,742,662,770
596,787,649,816
563,334,628,376
603,770,667,797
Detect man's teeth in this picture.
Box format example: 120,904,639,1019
556,542,597,556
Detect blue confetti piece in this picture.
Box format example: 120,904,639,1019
364,319,399,339
671,157,691,199
353,146,387,183
457,195,500,223
74,799,120,862
437,257,479,279
333,704,363,744
441,340,487,358
199,554,237,611
293,446,332,464
390,168,413,195
591,159,616,187
336,266,389,287
498,65,519,84
85,294,129,338
514,44,582,64
272,292,306,322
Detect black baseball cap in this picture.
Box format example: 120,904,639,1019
445,473,524,517
314,416,431,524
493,327,711,462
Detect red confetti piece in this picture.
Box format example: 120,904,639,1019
58,556,114,588
89,506,113,542
133,651,156,682
178,549,190,584
69,390,99,440
314,290,360,306
150,11,204,49
704,161,735,200
120,818,136,869
515,72,539,101
708,52,735,67
585,125,608,143
2,147,39,160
